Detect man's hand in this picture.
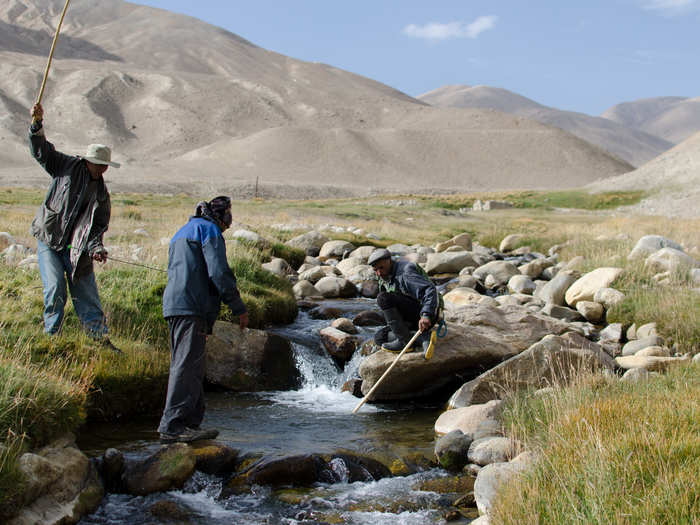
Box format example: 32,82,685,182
239,312,249,330
92,249,108,263
418,316,432,332
31,103,44,122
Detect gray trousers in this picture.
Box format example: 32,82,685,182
157,316,207,435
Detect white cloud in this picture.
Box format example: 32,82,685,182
403,16,498,41
642,0,698,14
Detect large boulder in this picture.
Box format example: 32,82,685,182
285,231,329,256
319,240,356,260
448,333,615,408
435,233,473,253
564,267,623,307
349,245,376,262
473,261,520,287
315,276,356,298
359,303,571,401
443,287,484,307
8,435,103,525
335,257,364,276
424,252,479,275
474,460,529,516
434,400,504,437
205,321,301,391
628,235,683,260
644,248,698,273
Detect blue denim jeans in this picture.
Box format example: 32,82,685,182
37,239,107,336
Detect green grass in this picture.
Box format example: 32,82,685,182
494,364,700,525
502,190,646,210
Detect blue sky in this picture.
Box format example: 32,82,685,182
135,0,698,115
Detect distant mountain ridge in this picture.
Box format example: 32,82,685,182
0,0,633,195
418,85,675,167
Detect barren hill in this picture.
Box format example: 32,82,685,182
418,85,672,167
602,96,700,145
0,0,633,196
587,131,700,218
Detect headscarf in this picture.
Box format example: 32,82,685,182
194,196,232,230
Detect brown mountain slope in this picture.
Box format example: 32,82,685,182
587,131,700,218
0,0,632,195
602,96,700,145
419,85,673,167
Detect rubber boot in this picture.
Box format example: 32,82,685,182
381,308,413,352
373,325,393,346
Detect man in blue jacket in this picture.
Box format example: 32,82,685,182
369,248,440,358
158,196,248,444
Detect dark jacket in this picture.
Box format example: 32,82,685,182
378,259,441,321
29,124,110,281
162,216,247,332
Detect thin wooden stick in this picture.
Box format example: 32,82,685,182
35,0,71,107
352,329,422,414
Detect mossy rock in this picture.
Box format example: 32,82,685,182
414,474,475,494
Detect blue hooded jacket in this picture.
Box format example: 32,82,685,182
162,216,246,332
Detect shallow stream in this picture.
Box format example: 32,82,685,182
78,299,472,524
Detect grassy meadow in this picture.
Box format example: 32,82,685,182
0,186,699,520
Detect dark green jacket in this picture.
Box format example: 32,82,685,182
29,124,111,281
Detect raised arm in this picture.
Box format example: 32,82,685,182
29,103,74,177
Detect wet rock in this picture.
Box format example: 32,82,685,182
326,453,391,482
309,305,343,320
122,443,195,496
190,442,239,475
99,448,124,492
331,317,358,334
148,499,191,521
352,310,385,326
320,326,359,364
435,430,473,472
228,454,329,491
414,474,475,494
359,279,379,298
206,321,301,391
341,378,363,397
448,333,615,408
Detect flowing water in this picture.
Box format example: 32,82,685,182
78,299,473,524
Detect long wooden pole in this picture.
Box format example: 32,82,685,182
35,0,71,107
352,329,422,414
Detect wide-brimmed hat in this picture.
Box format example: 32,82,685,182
83,144,120,168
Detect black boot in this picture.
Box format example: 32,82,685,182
373,325,393,346
381,308,413,352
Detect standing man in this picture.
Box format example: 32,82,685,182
158,196,249,444
29,103,121,352
368,248,441,359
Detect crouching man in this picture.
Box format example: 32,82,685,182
158,196,248,444
368,248,440,359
